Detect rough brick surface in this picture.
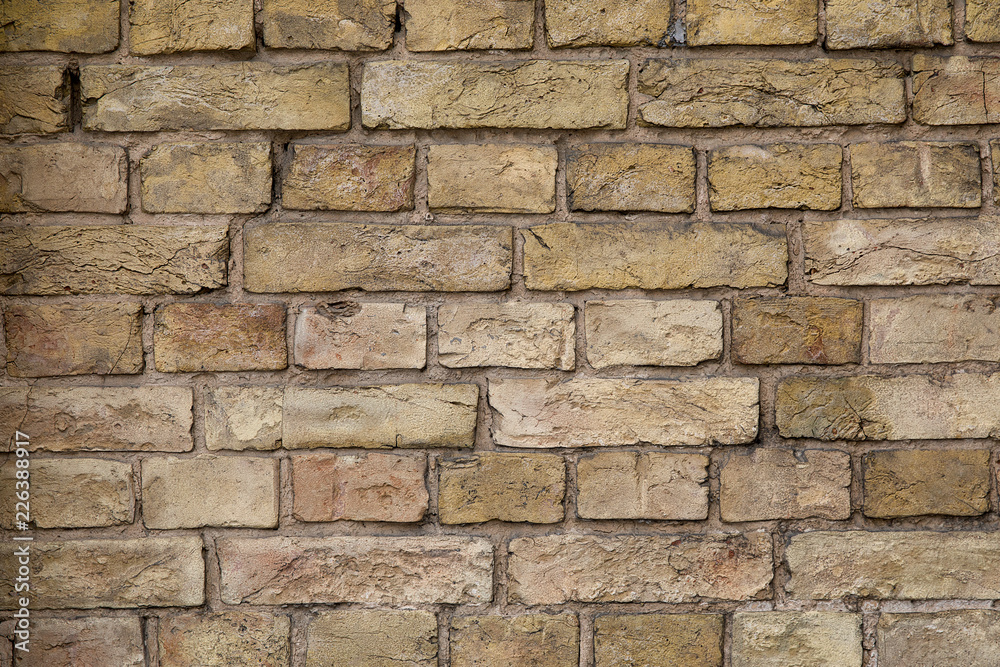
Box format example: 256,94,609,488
686,0,816,45
154,303,287,372
594,614,723,667
204,386,283,451
0,143,127,213
158,613,290,667
305,610,437,667
851,142,981,208
0,0,119,52
567,143,695,212
912,55,1000,124
283,144,415,211
577,451,709,520
862,449,990,518
825,0,952,49
406,0,534,51
428,144,557,213
878,611,1000,666
708,144,842,211
438,452,565,524
966,0,1000,42
545,0,672,47
732,297,863,365
13,618,144,667
451,615,579,667
731,612,862,667
130,0,254,54
869,295,1000,363
295,302,426,370
261,0,395,50
0,66,70,134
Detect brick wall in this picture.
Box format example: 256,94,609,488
2,0,1000,664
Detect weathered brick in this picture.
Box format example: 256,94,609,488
719,449,851,522
306,610,437,667
141,142,271,214
567,143,695,213
851,141,981,208
5,302,143,377
594,614,723,667
428,144,557,213
523,222,787,291
638,59,905,127
0,537,203,609
732,612,862,667
545,0,671,47
967,0,1000,42
438,452,565,524
245,222,512,292
577,452,709,520
142,456,279,529
130,0,253,54
912,55,1000,125
786,531,1000,599
261,0,394,50
362,60,628,129
862,449,990,518
825,0,952,49
154,303,287,372
406,0,533,50
878,611,1000,666
732,297,863,365
158,613,290,667
870,294,1000,363
508,533,772,604
0,143,126,213
0,66,70,134
0,386,193,452
204,386,282,451
0,0,118,52
283,144,415,211
0,458,133,529
585,300,722,368
81,64,350,131
802,217,1000,286
708,144,842,211
437,302,575,370
13,618,144,667
776,373,1000,441
292,453,428,522
686,0,816,45
490,378,758,448
283,384,478,449
451,615,579,667
295,302,426,370
1,224,229,295
218,536,493,605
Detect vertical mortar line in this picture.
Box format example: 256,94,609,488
289,610,309,667
816,0,827,44
626,53,639,131
955,0,967,41
533,0,547,54
984,140,996,214
564,451,579,525
278,453,295,528
721,293,733,370
438,607,452,667
556,138,569,220
578,611,594,667
426,451,439,525
841,143,854,215
695,148,711,221
203,530,221,610
415,141,431,217
574,295,587,373
785,219,808,296
852,447,865,519
144,615,159,667
722,610,733,667
673,0,687,45
510,221,527,297
860,299,871,367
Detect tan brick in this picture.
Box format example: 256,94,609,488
0,143,126,213
245,222,512,292
283,384,478,449
851,141,981,208
5,302,143,377
362,60,628,129
577,452,709,520
13,618,144,667
406,0,533,50
995,143,1000,203
967,0,1000,42
786,531,1000,599
0,458,133,529
0,224,229,295
261,0,394,50
295,302,426,370
292,453,428,522
862,449,990,518
732,297,863,365
490,377,758,448
154,303,287,372
567,143,695,213
776,373,1000,441
82,64,350,131
438,302,575,370
870,294,1000,363
585,300,722,368
205,387,282,451
826,0,952,49
451,615,579,667
218,536,493,605
306,610,437,667
0,0,118,52
428,144,557,213
130,0,253,54
509,533,772,604
283,144,415,211
545,0,671,47
638,59,905,127
141,142,271,214
732,612,862,667
0,66,70,135
686,0,816,45
912,55,1000,125
142,456,278,529
708,144,842,211
0,386,193,452
594,614,723,667
523,222,787,291
0,537,203,609
720,449,851,522
878,611,1000,666
438,452,565,524
158,612,290,667
802,217,1000,286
